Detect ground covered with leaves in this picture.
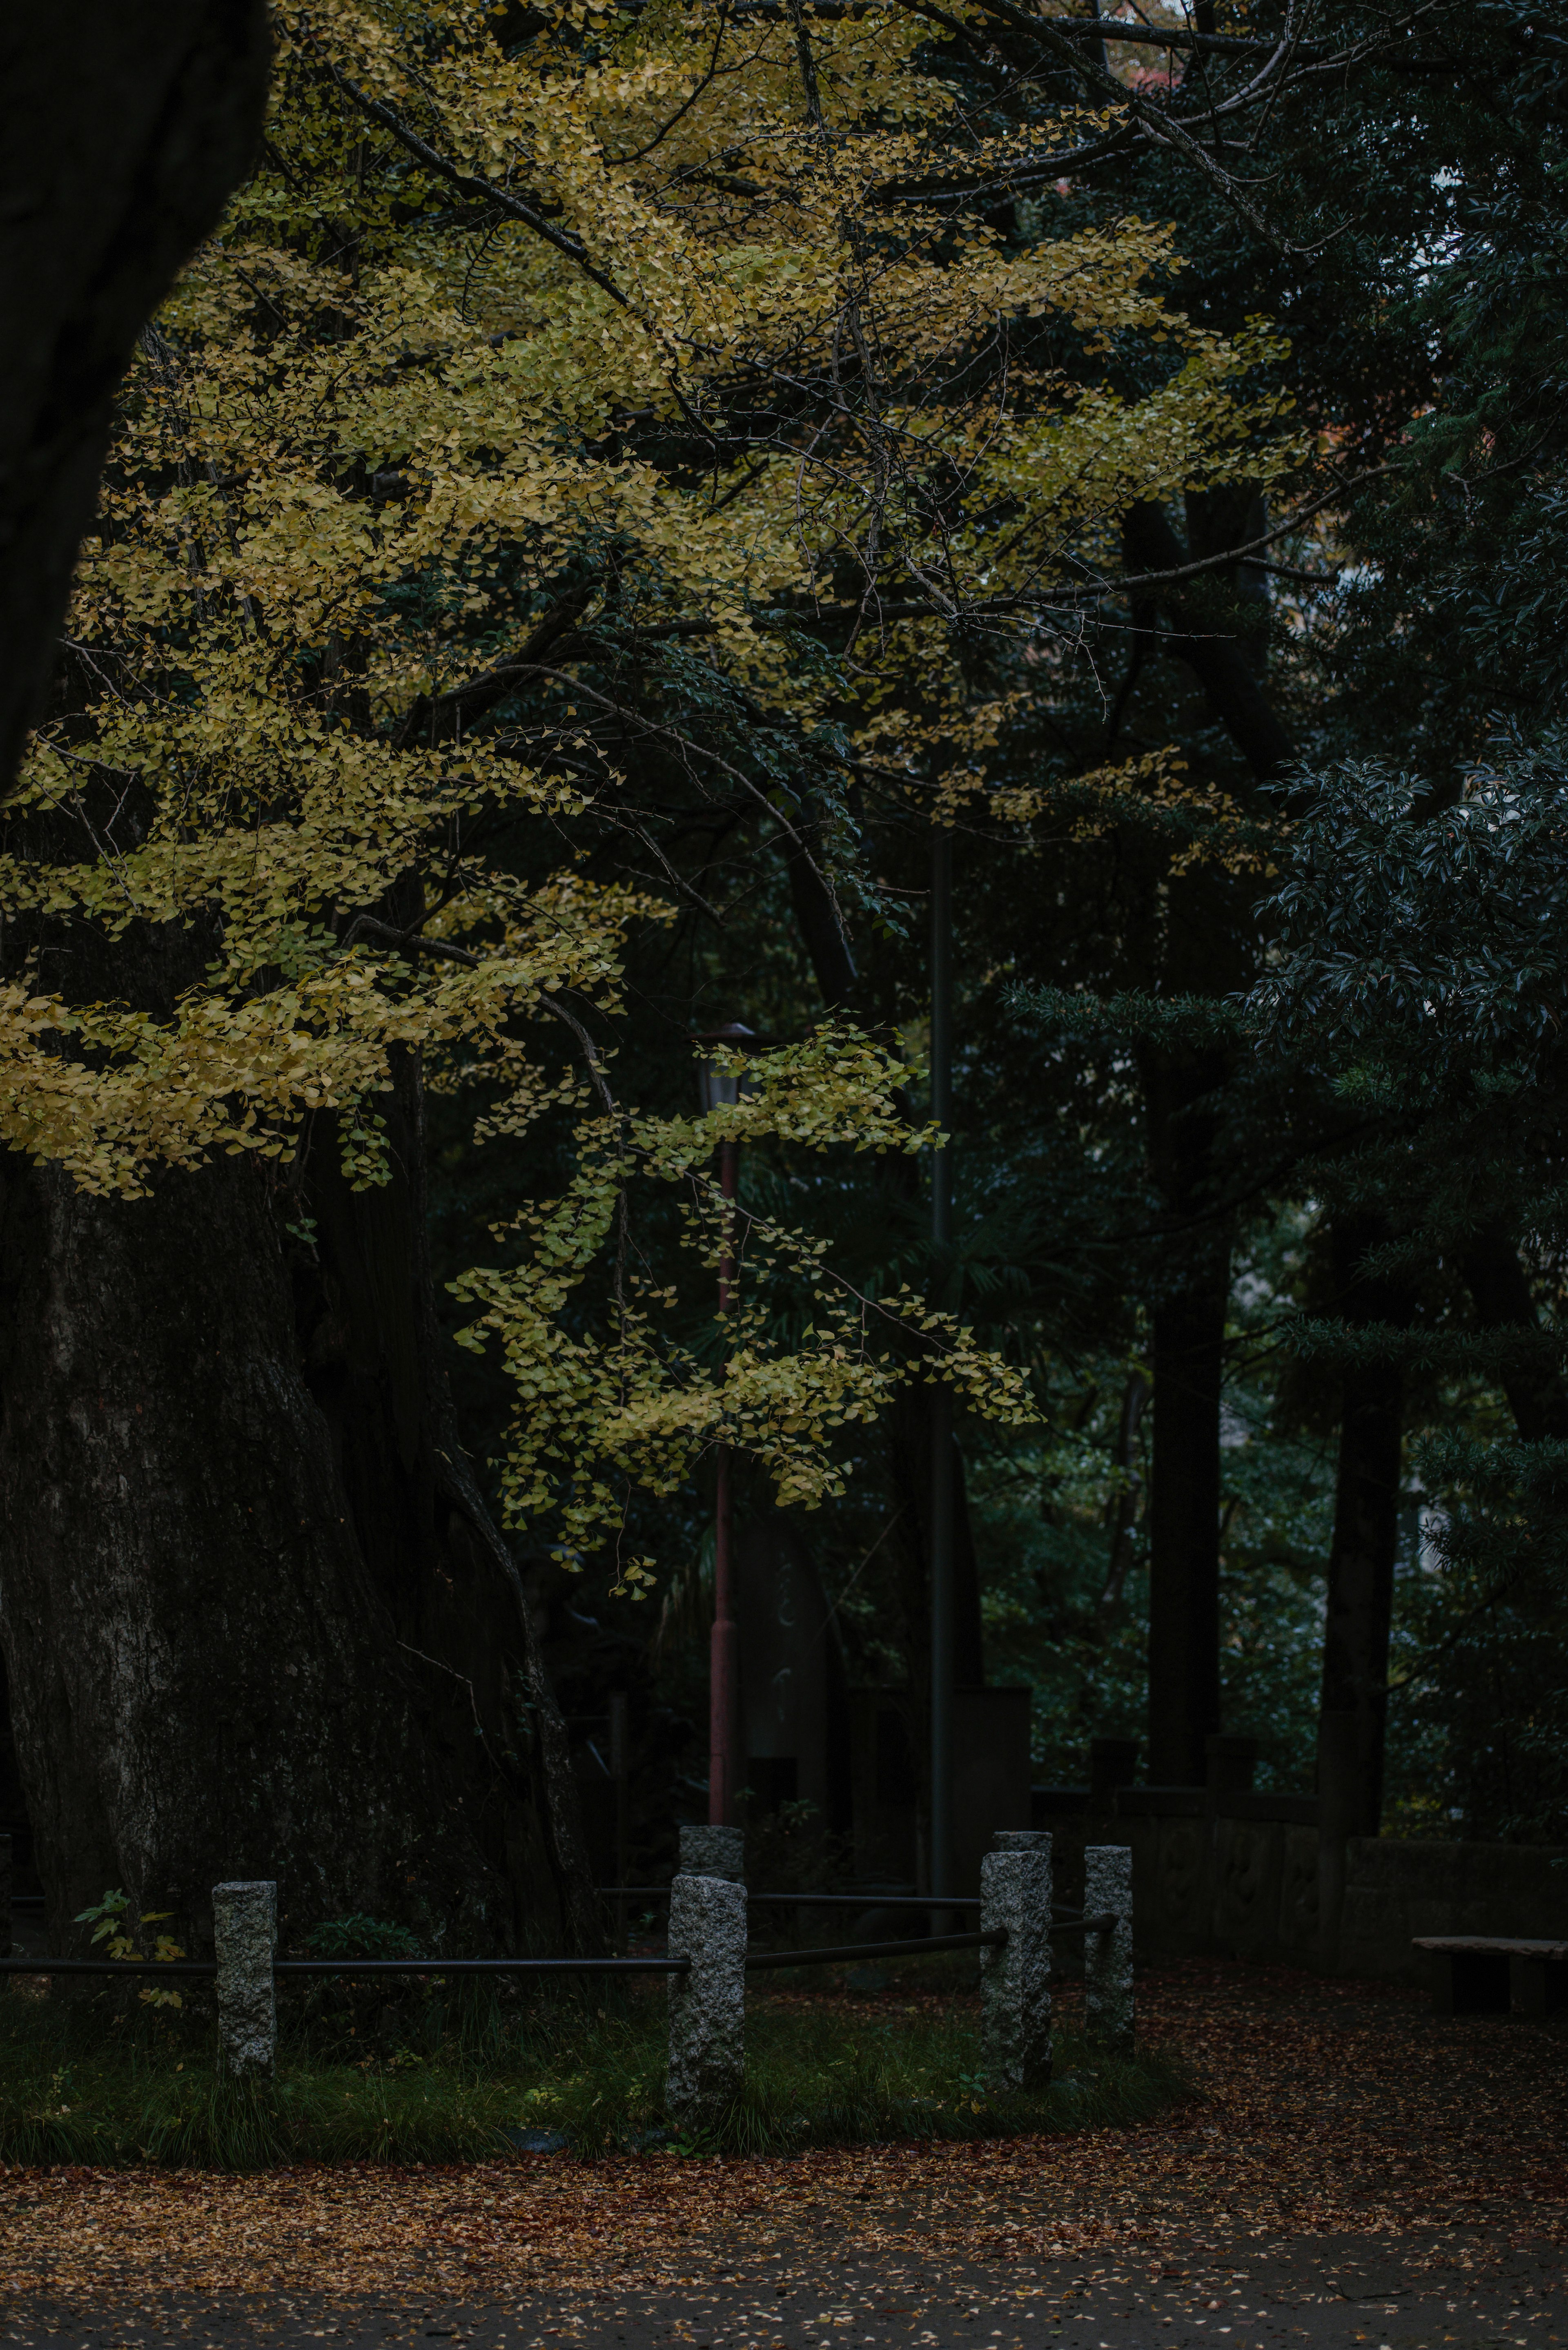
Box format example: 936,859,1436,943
0,1964,1564,2348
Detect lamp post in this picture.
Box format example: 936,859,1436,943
695,1022,757,1829
928,829,955,1910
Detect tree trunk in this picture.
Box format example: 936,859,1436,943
1114,499,1288,1787
0,2,270,787
1100,1369,1150,1612
0,1050,598,1955
882,1384,987,1880
1461,1227,1568,1443
1146,1271,1227,1784
1123,501,1294,785
1141,1036,1232,1784
782,804,859,1012
1316,1218,1410,1966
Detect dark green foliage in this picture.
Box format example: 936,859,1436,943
408,0,1568,1851
305,1916,425,1961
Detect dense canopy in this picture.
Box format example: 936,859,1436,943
2,0,1565,1949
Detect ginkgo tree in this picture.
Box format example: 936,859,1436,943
0,0,1302,1947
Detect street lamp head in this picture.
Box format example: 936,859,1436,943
693,1020,762,1114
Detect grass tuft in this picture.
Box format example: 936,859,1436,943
0,1972,1185,2169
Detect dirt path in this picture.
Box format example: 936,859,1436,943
2,1962,1564,2350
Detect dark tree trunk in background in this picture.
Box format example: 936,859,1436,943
1146,1276,1227,1782
1462,1227,1568,1443
1143,1052,1230,1783
301,1055,600,1952
884,1380,987,1695
1123,501,1295,785
1317,1219,1411,1964
1100,1369,1150,1612
0,2,270,786
1121,497,1291,1786
782,804,859,1013
883,1385,987,1881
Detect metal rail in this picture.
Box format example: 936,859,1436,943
597,1887,1115,1928
274,1958,688,1975
600,1886,986,1910
745,1928,1004,1971
2,1910,1109,1980
0,1955,689,1978
749,1891,984,1911
0,1959,218,1977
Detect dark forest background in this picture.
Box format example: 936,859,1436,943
4,0,1568,1944
414,0,1568,1870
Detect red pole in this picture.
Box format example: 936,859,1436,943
709,1136,742,1826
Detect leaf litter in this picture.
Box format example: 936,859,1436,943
1,1961,1565,2339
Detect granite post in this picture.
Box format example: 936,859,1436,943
666,1871,746,2127
212,1880,277,2078
1084,1844,1134,2052
980,1828,1053,2090
678,1824,745,1881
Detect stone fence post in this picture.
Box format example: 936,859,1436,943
1084,1844,1134,2052
678,1824,745,1880
0,1832,11,1960
980,1829,1053,2089
212,1880,277,2079
666,1871,746,2129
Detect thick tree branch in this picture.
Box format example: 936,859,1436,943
393,582,603,751
0,1,271,791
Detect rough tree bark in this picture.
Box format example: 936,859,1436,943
0,1083,597,1953
0,1,604,1945
1,1,271,787
0,856,599,1953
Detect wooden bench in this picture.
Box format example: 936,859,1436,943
1413,1935,1568,2017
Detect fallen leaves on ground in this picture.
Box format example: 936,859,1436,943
2,1962,1563,2303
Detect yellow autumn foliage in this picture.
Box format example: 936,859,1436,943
0,0,1298,1567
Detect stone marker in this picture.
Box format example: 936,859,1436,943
666,1871,746,2126
678,1824,745,1881
981,1829,1052,2089
212,1880,277,2078
1084,1843,1134,2051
